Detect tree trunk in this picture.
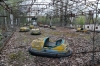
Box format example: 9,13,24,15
60,1,64,26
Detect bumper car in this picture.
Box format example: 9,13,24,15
31,28,41,35
44,25,49,28
76,28,88,32
39,24,44,27
19,27,30,32
28,37,72,58
30,25,34,29
50,26,56,30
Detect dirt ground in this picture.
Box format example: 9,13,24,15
0,27,100,66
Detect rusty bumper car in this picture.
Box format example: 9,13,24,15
30,28,41,35
28,37,72,58
19,27,30,32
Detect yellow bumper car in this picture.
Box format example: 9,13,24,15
19,27,30,32
76,28,87,32
28,37,72,58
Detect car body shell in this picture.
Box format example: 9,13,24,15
30,25,34,29
76,28,88,32
19,27,30,32
28,37,72,58
31,28,41,35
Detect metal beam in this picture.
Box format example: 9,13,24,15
16,16,36,18
0,16,7,17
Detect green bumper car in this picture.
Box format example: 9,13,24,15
31,28,41,35
28,37,72,58
19,27,30,32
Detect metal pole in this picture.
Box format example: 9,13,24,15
64,0,69,26
92,0,99,66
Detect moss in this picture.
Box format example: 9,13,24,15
8,51,26,65
66,33,79,37
9,53,18,60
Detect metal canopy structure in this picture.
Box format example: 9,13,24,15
0,0,100,17
52,0,100,16
0,0,100,26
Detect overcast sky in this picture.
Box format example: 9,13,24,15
37,0,51,2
